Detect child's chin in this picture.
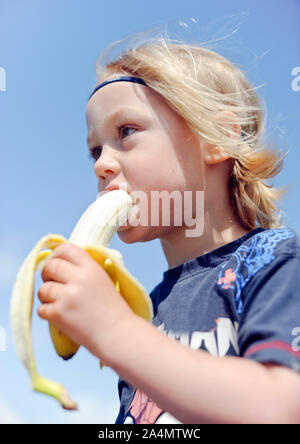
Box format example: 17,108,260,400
117,225,137,244
118,224,159,244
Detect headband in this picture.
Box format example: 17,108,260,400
88,76,147,101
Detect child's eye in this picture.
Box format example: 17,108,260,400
119,125,136,139
88,125,136,162
88,146,102,162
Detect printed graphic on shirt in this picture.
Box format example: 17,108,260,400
217,229,295,313
123,317,239,424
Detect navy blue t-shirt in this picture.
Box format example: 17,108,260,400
115,227,300,424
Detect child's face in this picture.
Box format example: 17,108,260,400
86,74,204,243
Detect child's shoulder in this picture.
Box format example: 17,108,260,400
219,226,300,315
220,226,299,278
237,226,300,259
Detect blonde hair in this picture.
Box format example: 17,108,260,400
94,36,288,230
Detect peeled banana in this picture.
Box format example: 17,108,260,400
10,189,153,410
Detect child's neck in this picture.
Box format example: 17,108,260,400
160,217,249,270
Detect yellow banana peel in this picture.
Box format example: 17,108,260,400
10,190,153,410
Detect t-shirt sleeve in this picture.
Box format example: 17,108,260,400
238,253,300,373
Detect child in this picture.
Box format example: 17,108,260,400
37,35,300,424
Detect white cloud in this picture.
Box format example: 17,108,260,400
36,391,118,424
0,392,118,424
0,397,25,424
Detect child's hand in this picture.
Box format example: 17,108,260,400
37,243,135,359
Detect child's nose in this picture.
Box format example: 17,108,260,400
94,145,121,181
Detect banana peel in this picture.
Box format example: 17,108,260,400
10,190,153,410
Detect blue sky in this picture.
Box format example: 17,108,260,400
0,0,299,424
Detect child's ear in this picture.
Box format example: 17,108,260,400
203,111,241,165
203,144,230,165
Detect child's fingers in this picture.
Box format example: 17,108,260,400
51,242,91,266
37,302,56,321
38,280,64,304
41,257,75,284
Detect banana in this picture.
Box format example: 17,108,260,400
10,189,153,410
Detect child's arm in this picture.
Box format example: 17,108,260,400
108,315,300,424
38,243,300,424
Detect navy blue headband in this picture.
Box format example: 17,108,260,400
88,76,147,101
